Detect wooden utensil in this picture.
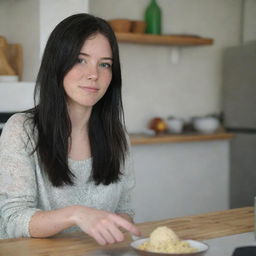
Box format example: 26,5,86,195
7,43,23,80
0,35,23,80
0,36,16,76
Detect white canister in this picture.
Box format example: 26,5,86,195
166,117,184,133
193,116,220,133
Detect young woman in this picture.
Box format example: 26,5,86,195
0,13,140,245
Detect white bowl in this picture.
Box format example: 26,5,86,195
131,238,209,256
193,117,220,133
0,75,18,82
167,118,184,133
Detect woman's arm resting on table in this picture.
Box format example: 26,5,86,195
29,205,140,245
29,206,76,238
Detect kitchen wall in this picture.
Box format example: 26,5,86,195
90,0,256,133
0,0,255,130
39,0,89,57
244,0,256,42
0,0,40,81
0,0,89,82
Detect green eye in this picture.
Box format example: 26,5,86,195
99,63,112,68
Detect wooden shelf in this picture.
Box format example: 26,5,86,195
115,32,214,46
130,132,234,145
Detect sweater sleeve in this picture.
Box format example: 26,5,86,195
115,143,136,218
0,114,40,239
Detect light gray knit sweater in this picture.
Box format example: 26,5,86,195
0,113,135,239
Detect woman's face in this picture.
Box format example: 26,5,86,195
63,33,113,111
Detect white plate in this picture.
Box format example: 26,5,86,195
131,238,209,255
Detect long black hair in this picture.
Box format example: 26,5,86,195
28,13,127,187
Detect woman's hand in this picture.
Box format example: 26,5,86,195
71,205,140,245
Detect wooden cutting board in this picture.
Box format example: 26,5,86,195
0,35,23,80
7,43,23,80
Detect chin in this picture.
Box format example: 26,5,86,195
77,97,100,108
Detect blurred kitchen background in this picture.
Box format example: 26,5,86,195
0,0,256,223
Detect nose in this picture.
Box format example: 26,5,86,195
87,73,97,80
87,65,98,81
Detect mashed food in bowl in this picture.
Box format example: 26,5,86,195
139,226,197,253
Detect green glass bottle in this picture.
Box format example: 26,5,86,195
144,0,162,35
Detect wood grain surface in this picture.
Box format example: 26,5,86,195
0,36,23,80
130,132,234,145
0,207,253,256
115,32,214,46
7,43,23,80
137,207,253,240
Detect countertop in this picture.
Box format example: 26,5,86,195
130,132,234,145
204,232,255,256
0,207,253,256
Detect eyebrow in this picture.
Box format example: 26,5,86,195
79,52,113,61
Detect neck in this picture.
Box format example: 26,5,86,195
68,104,92,133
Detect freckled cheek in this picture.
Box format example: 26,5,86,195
64,67,84,82
102,71,112,86
63,70,81,97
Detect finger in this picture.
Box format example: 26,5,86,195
90,229,107,245
111,215,141,236
107,224,124,242
99,228,115,244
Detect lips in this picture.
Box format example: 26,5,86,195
79,86,99,93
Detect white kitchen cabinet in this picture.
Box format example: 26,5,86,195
131,139,230,223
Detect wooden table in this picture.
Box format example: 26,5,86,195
0,207,253,256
